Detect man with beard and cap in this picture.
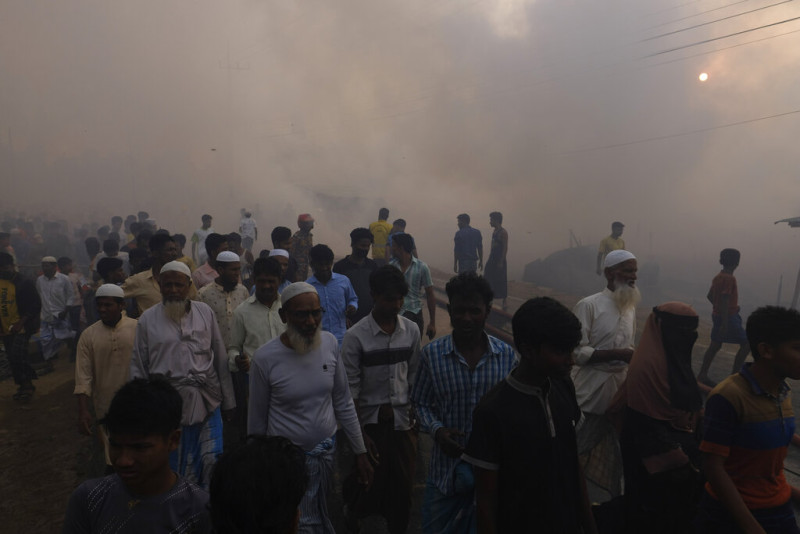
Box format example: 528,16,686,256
192,233,229,290
73,284,138,477
571,248,640,499
0,252,41,402
36,255,75,365
411,272,517,534
248,282,373,534
269,248,292,292
191,214,214,266
333,228,378,326
129,261,235,490
307,244,358,346
198,251,250,351
290,214,314,282
608,302,703,533
122,233,197,317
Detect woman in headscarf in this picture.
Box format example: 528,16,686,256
608,301,704,533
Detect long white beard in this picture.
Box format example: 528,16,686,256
611,281,641,312
163,300,189,323
286,323,322,355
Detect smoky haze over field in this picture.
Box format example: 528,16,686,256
3,0,800,310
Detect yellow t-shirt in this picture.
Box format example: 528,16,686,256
369,220,393,259
0,279,21,335
598,235,625,255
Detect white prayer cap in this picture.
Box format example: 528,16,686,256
159,260,192,278
216,251,240,263
95,284,125,299
280,282,318,307
41,256,57,263
603,250,636,269
269,249,289,259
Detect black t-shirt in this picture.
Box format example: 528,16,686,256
463,374,583,533
333,256,378,323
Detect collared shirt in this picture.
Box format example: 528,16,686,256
192,262,218,290
198,281,250,348
248,332,366,454
130,301,235,425
122,269,199,315
342,313,421,430
411,333,517,495
226,295,285,371
453,226,482,261
307,273,358,344
36,273,72,322
598,235,625,255
333,256,378,324
571,288,636,414
369,220,393,260
389,257,433,315
73,315,138,419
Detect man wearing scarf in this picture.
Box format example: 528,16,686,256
609,302,703,533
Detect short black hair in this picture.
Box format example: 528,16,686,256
97,257,124,280
457,213,470,224
172,233,186,247
379,208,390,219
445,271,493,307
309,244,334,264
111,215,123,224
209,436,308,534
100,378,182,437
103,239,119,254
57,256,72,270
228,232,242,245
0,252,14,268
720,248,740,267
392,233,414,254
253,257,282,279
84,237,101,257
350,227,373,245
370,265,408,297
271,226,292,247
108,231,121,243
490,211,503,223
746,306,800,360
512,297,582,354
202,214,212,221
392,219,406,228
149,233,174,254
137,211,149,220
205,233,228,259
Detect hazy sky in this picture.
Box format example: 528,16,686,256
3,0,800,304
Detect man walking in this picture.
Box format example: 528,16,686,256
191,214,214,266
307,244,358,345
453,214,482,274
290,214,314,282
36,256,75,364
333,228,378,325
390,233,436,340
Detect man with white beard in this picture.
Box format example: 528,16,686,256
129,261,236,490
571,249,639,498
248,282,373,534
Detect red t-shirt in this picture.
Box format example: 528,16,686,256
709,271,739,316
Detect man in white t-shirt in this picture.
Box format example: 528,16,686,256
191,214,214,266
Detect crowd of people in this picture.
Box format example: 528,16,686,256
1,207,799,534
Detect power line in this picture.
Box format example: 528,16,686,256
643,0,750,31
562,109,800,154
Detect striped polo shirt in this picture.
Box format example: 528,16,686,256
700,363,795,509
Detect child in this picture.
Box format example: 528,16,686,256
697,248,750,386
695,306,800,533
462,297,597,534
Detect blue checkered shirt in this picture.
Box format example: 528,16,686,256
412,333,517,495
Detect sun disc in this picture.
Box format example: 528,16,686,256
699,72,709,82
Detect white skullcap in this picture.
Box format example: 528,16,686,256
269,249,289,259
95,284,125,299
216,251,240,263
603,250,636,269
159,260,192,277
280,282,318,307
41,256,57,263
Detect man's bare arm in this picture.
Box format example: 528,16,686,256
704,452,765,534
587,348,633,364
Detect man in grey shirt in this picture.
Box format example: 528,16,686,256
62,378,210,534
248,282,373,534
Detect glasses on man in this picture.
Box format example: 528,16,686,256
287,308,325,320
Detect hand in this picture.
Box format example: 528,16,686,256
356,453,374,490
222,409,236,423
9,322,22,334
617,349,634,363
426,324,436,341
235,355,250,372
346,305,357,316
435,427,465,458
78,410,93,436
363,433,380,465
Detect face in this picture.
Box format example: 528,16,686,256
280,293,323,338
41,262,57,278
311,259,333,283
457,218,467,229
254,273,280,304
607,259,638,288
96,296,125,325
489,216,498,228
763,340,800,381
352,238,371,258
274,256,289,277
372,291,404,319
448,292,490,337
218,262,242,285
391,242,404,259
612,225,624,238
277,238,293,250
202,217,212,229
530,344,575,378
156,242,179,264
158,271,192,301
109,431,180,494
61,261,73,274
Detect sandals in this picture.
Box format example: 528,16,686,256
13,385,35,402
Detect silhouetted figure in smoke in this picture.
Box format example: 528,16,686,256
333,228,378,324
369,207,392,267
596,221,625,276
191,214,214,266
290,214,314,282
483,211,508,310
453,213,482,274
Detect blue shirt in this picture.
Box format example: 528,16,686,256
453,226,482,261
411,333,517,495
307,273,358,344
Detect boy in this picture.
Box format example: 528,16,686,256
697,248,751,386
462,297,597,534
62,378,210,533
696,306,800,533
